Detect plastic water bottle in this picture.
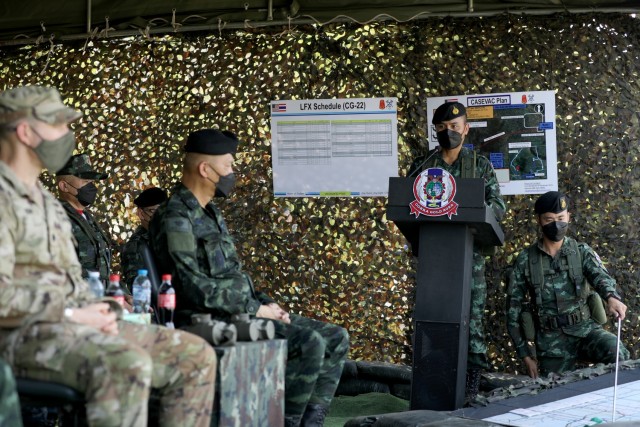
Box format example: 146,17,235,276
158,274,176,328
87,271,104,299
132,269,151,314
105,274,126,307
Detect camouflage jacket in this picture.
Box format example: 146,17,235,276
0,161,95,329
59,200,112,281
506,237,621,358
120,225,148,292
409,146,506,222
149,183,274,324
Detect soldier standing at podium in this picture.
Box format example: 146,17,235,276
408,101,506,399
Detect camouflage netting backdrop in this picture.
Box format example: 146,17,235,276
1,13,639,374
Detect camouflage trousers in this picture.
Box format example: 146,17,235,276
271,314,349,417
0,320,216,427
537,327,630,375
0,357,22,427
468,250,489,370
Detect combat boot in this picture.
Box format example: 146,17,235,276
465,368,481,402
284,414,302,427
300,403,329,427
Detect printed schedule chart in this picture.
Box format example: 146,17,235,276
270,98,398,197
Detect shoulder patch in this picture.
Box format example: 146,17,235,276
591,250,606,270
580,242,608,272
165,216,196,253
166,217,191,233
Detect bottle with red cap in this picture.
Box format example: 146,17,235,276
158,274,176,328
105,274,125,307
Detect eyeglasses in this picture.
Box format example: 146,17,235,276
141,207,158,217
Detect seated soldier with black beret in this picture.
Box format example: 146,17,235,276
150,129,350,427
121,187,168,291
507,191,629,378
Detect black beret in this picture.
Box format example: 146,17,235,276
184,129,238,155
534,191,569,214
134,187,168,208
432,101,467,124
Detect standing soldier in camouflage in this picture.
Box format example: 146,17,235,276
0,357,22,427
56,153,112,281
150,129,349,427
121,187,168,291
0,85,216,426
507,191,629,378
408,101,506,398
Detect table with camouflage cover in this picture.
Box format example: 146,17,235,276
212,339,286,427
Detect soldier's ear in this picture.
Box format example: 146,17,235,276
198,161,211,178
14,120,36,147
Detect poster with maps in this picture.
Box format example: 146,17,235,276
427,91,558,196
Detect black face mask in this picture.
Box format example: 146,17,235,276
214,173,236,198
436,129,463,150
542,221,568,242
66,181,98,207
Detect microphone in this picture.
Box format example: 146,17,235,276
407,146,441,177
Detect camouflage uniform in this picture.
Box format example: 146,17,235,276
150,183,350,418
60,200,112,282
409,146,506,369
0,161,216,427
507,237,630,375
121,225,148,292
0,357,22,427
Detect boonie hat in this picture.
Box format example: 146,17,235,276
0,85,82,125
57,153,108,180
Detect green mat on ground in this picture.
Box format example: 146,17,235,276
325,393,410,427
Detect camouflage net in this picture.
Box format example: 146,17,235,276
1,13,639,372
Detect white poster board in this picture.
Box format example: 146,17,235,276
427,91,558,195
270,98,398,197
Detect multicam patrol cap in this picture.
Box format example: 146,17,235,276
57,153,108,180
534,191,569,214
432,101,467,124
0,85,82,125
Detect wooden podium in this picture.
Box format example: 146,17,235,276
387,177,504,410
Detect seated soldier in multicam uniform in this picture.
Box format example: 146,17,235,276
0,85,217,427
507,191,629,378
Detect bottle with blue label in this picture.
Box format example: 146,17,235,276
87,271,104,299
132,269,151,314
